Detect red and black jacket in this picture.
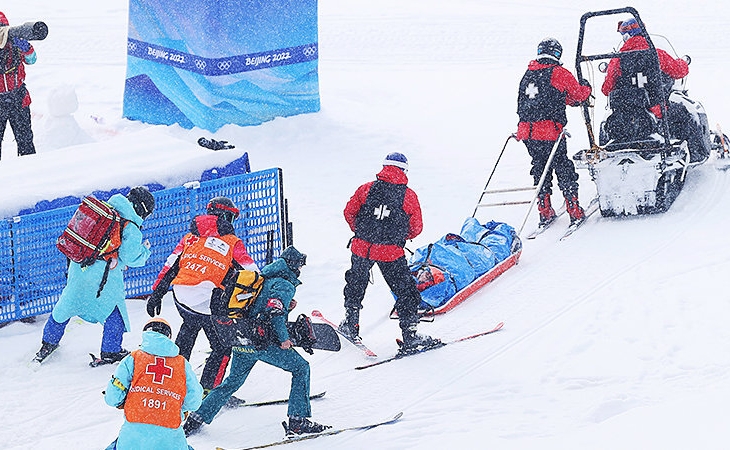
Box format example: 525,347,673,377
601,35,689,118
516,59,591,141
344,166,423,262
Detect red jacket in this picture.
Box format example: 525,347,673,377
344,166,423,262
0,40,35,107
516,60,591,141
601,35,688,117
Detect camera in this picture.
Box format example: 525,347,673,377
3,21,48,41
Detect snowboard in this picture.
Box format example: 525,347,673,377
211,315,341,352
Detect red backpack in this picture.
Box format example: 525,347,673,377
57,196,127,268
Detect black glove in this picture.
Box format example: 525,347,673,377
198,137,235,150
146,292,163,317
579,78,591,89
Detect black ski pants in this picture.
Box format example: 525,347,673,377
524,136,579,199
343,254,420,333
173,298,231,391
0,86,36,158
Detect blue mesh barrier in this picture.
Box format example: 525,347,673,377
0,166,288,324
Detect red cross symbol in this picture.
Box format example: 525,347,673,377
146,357,173,384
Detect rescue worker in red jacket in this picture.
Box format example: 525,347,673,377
0,11,37,158
601,18,689,118
146,196,259,393
601,19,707,163
339,153,440,354
516,37,592,226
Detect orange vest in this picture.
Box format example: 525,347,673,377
124,350,187,429
173,234,240,288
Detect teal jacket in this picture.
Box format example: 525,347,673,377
105,331,203,450
249,258,302,344
51,194,151,331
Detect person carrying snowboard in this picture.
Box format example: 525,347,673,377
33,187,155,365
516,37,592,226
104,317,203,450
338,152,439,354
182,246,330,436
146,196,258,393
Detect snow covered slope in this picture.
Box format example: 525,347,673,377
1,1,729,449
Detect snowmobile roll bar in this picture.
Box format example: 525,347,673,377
574,7,672,153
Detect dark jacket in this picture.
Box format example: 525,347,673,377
516,59,591,141
344,165,423,262
249,258,302,344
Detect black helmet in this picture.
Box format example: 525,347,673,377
127,186,155,219
207,196,240,223
537,37,562,61
143,317,172,338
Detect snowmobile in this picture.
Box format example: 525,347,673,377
572,7,725,216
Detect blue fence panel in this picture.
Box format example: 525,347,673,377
0,220,15,323
0,168,287,324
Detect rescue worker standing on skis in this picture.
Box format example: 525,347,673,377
338,153,439,354
516,37,592,226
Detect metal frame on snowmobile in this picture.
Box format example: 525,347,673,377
572,7,715,216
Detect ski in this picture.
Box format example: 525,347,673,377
525,205,567,239
223,391,326,409
311,310,377,357
355,322,504,370
215,412,403,450
559,197,600,241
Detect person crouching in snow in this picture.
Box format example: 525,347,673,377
104,317,203,450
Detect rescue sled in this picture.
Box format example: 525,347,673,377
423,239,521,316
572,7,725,216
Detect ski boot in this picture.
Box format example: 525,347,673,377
565,194,585,226
337,308,361,343
537,192,557,226
283,416,331,436
183,412,205,436
33,341,59,364
397,326,442,356
89,349,130,367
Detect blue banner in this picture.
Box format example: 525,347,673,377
123,0,320,132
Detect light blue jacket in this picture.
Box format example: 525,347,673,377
105,331,203,450
51,194,151,331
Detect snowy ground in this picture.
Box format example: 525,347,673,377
1,1,730,449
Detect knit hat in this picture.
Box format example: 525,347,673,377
618,18,642,37
280,246,307,271
143,317,172,338
383,152,409,171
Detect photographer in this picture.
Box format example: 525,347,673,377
0,11,37,158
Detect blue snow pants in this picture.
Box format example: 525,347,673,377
42,305,125,353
